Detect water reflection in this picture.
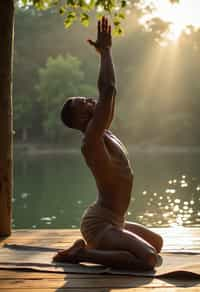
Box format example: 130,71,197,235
134,175,200,227
14,152,200,228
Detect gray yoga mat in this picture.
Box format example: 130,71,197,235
0,244,200,278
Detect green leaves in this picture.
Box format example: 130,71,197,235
26,0,129,34
33,0,46,10
118,12,125,19
58,1,127,34
80,13,89,26
120,0,126,8
21,0,28,5
112,11,125,36
113,24,124,36
59,6,65,15
64,11,77,28
32,0,58,10
17,0,184,38
58,2,90,28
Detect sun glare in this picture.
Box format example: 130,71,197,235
143,0,200,41
169,23,183,41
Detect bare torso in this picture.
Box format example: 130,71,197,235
82,130,134,217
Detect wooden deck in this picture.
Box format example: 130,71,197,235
0,227,200,291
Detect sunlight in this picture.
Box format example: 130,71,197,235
143,0,200,41
168,23,183,41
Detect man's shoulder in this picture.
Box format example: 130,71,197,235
81,133,109,162
81,135,103,153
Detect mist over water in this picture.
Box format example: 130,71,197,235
13,149,200,229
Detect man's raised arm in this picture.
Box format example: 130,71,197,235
97,22,116,100
84,17,116,144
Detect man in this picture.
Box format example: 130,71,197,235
53,16,163,270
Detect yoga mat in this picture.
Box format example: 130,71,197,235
0,244,200,278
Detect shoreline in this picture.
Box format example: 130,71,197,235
14,143,200,155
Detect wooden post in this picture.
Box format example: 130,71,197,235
0,0,14,236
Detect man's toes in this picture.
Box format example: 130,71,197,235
73,239,85,249
53,250,66,261
52,239,85,263
53,254,61,261
53,255,59,262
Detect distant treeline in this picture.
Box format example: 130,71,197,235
14,8,200,146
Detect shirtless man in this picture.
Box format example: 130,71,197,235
53,16,163,270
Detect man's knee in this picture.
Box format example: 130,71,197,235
156,234,163,253
145,251,158,269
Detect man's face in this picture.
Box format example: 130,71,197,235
71,97,97,129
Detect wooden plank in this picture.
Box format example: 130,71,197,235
0,277,199,289
1,237,80,244
0,289,200,292
0,289,105,292
10,230,81,236
0,228,200,291
109,289,200,292
0,270,159,280
0,290,200,292
110,289,200,292
1,270,199,287
4,236,200,243
1,228,199,240
0,270,153,280
2,240,200,249
1,228,199,247
5,228,200,241
1,228,200,251
1,239,77,247
0,290,105,292
6,228,200,238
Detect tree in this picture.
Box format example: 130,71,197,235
37,54,96,140
0,0,14,236
14,94,36,142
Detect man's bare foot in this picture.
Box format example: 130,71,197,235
53,239,85,263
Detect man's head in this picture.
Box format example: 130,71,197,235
61,97,96,131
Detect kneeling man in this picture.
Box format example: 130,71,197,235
54,16,163,270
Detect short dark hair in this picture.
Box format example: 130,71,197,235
60,98,75,128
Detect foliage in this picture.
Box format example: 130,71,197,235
36,54,96,140
17,0,183,36
17,0,142,36
13,7,200,146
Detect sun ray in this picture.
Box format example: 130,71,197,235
141,0,200,41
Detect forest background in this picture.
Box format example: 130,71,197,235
14,4,200,148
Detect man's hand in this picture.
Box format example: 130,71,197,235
88,16,112,53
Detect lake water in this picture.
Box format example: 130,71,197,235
13,148,200,229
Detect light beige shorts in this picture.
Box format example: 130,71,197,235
80,202,125,248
